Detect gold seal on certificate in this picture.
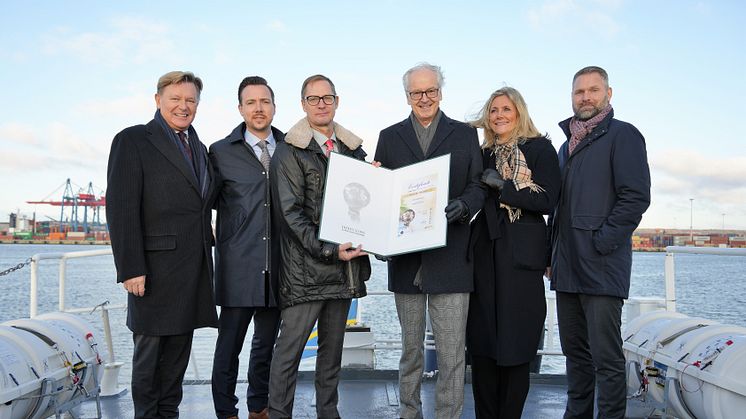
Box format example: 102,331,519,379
319,153,450,256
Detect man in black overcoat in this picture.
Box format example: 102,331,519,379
209,76,284,419
374,63,485,419
106,71,218,419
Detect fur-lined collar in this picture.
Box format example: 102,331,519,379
284,117,363,150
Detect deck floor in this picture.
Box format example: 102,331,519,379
70,372,659,418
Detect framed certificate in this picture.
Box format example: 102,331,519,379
319,153,450,256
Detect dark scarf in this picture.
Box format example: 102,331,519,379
568,104,613,154
154,110,209,197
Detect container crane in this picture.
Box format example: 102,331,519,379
26,179,106,233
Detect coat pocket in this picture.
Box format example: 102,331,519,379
571,215,605,231
511,222,547,271
144,234,177,251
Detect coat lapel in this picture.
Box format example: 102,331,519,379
425,113,455,158
396,118,426,160
145,120,201,194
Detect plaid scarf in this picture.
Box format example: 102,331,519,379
568,104,613,154
494,138,544,222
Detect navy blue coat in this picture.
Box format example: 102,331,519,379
374,112,486,294
549,110,650,298
209,124,285,307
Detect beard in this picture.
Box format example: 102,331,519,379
573,96,610,121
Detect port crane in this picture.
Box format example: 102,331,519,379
26,179,106,233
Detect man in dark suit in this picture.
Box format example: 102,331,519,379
209,76,284,419
374,63,485,419
106,71,218,419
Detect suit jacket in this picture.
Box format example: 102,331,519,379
374,112,486,294
106,118,218,335
209,124,285,307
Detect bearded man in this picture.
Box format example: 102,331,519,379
547,66,651,419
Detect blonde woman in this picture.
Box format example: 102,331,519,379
466,87,561,418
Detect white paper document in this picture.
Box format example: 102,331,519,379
319,153,450,256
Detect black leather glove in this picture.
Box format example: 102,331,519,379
444,199,470,224
481,168,505,191
375,254,391,262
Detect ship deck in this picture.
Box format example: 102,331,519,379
72,371,659,418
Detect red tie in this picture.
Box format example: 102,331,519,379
324,138,334,157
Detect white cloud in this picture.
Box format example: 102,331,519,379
527,0,621,38
73,93,153,119
0,123,39,146
650,149,746,208
265,19,288,32
0,121,107,174
41,16,175,66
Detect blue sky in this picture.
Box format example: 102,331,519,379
2,0,745,230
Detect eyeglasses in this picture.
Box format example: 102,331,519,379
305,95,336,106
408,88,439,101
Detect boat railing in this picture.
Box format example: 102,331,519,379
24,246,722,389
663,246,746,312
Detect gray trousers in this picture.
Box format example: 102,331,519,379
268,299,351,419
557,292,626,419
395,292,469,419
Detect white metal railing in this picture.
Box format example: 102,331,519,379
29,249,125,364
27,248,127,395
664,246,746,313
24,246,729,384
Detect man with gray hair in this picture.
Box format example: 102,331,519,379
374,63,485,419
548,66,650,418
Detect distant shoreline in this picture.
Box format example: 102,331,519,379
0,240,110,245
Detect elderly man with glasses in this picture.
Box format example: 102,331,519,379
374,63,485,419
267,74,371,419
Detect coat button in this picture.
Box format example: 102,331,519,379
262,236,267,240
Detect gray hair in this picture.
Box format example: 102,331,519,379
402,62,445,92
573,66,609,89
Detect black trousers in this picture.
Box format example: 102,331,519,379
557,292,626,419
471,355,530,419
212,306,281,418
132,332,193,419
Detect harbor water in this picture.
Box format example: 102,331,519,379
1,243,745,385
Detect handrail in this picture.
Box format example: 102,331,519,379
663,246,746,312
30,248,114,317
665,246,746,256
28,247,731,381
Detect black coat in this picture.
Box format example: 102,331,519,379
270,119,370,309
106,119,218,335
374,112,485,294
549,111,651,299
209,124,285,307
466,137,560,365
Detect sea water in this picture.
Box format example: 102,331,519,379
1,244,745,382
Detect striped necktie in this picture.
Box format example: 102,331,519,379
178,131,193,163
